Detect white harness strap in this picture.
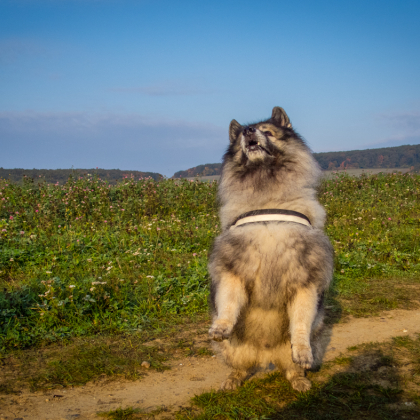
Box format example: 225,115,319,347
229,209,312,230
230,213,311,229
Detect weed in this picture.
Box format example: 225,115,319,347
174,335,420,420
0,315,213,392
1,172,420,351
196,347,213,357
0,176,217,350
98,406,143,419
334,356,353,365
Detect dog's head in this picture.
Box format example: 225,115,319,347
225,107,308,170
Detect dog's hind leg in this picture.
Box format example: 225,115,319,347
285,363,311,392
209,272,247,342
287,284,319,369
220,369,249,390
275,345,312,392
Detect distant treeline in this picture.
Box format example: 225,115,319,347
172,163,222,179
0,168,162,184
315,144,420,171
172,144,420,178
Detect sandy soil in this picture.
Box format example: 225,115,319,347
1,308,419,420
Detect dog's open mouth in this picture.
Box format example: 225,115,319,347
246,141,272,155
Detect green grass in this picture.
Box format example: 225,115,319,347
1,171,420,391
0,174,218,350
98,335,420,419
172,335,420,420
0,314,210,393
97,406,143,419
0,336,166,393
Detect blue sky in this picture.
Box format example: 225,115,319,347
1,0,419,176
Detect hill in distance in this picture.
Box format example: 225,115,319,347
172,144,420,178
0,168,162,185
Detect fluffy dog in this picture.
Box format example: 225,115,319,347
208,106,333,392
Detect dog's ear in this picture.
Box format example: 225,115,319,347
229,119,242,143
271,107,292,128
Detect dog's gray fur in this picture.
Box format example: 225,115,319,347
208,107,333,392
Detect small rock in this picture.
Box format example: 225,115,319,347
141,361,151,368
45,399,49,402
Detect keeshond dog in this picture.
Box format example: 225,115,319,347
208,106,333,392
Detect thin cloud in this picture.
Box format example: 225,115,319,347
363,134,420,149
111,82,216,97
0,111,227,176
0,38,46,65
377,111,420,131
367,111,420,148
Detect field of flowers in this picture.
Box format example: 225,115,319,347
1,171,420,351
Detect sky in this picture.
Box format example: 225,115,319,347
1,0,419,177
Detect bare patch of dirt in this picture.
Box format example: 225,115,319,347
0,309,419,420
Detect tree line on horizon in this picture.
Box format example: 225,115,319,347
2,144,419,184
0,168,162,185
172,144,420,178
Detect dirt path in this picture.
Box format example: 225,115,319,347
2,309,419,420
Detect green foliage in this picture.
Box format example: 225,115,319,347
322,172,420,302
173,163,223,178
26,338,168,391
0,168,162,185
177,336,420,420
172,144,420,177
98,406,142,420
316,143,420,170
0,175,218,350
1,171,420,351
180,372,411,420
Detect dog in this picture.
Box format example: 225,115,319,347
208,106,333,392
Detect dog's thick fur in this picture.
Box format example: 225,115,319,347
208,107,333,392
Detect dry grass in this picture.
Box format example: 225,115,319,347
171,334,420,420
0,315,211,393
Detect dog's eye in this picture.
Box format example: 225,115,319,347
264,131,273,136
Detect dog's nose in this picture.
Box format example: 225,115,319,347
243,127,256,136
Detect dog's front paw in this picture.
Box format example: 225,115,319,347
209,319,233,342
291,343,314,369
